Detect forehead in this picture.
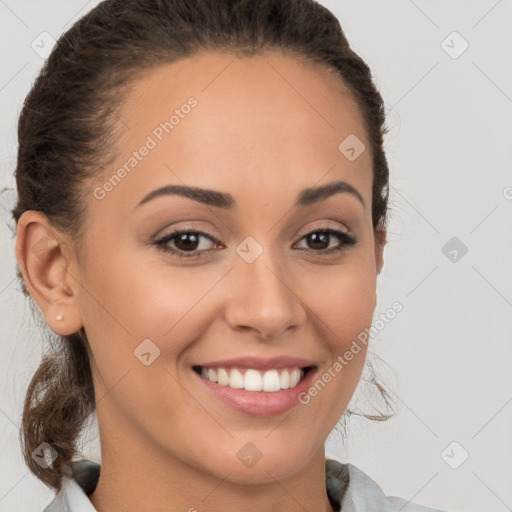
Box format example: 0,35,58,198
90,50,372,219
120,49,368,147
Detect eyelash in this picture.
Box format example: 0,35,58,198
153,227,358,259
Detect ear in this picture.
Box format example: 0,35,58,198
373,228,386,309
15,210,83,336
374,227,386,275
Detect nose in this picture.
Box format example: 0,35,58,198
224,249,306,341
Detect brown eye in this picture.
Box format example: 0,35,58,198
153,227,357,260
154,230,221,259
295,229,357,254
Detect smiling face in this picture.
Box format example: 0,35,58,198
36,50,384,491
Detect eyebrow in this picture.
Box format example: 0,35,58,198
135,180,365,210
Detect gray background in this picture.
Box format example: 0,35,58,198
1,1,511,511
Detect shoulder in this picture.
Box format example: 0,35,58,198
326,458,448,512
42,458,448,512
42,460,100,512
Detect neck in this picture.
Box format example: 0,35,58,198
88,415,336,512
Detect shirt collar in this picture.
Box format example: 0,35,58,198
43,458,444,512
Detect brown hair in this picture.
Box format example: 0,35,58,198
12,0,395,491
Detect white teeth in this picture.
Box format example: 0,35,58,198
229,368,245,389
262,369,280,392
289,368,301,387
198,366,306,392
244,369,262,391
217,368,229,386
279,369,290,389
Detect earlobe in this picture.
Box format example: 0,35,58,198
15,210,83,336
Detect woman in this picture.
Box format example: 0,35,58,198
12,0,448,510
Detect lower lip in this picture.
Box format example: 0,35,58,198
193,367,317,417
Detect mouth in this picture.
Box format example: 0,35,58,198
192,365,315,393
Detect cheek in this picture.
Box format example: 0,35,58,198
81,240,187,334
77,251,209,430
303,261,377,344
78,247,220,375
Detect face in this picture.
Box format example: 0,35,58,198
21,50,384,484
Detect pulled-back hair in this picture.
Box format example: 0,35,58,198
12,0,394,491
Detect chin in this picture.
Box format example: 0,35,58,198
205,443,318,485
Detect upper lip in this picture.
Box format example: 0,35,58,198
195,355,316,370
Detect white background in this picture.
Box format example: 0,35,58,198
1,1,511,511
